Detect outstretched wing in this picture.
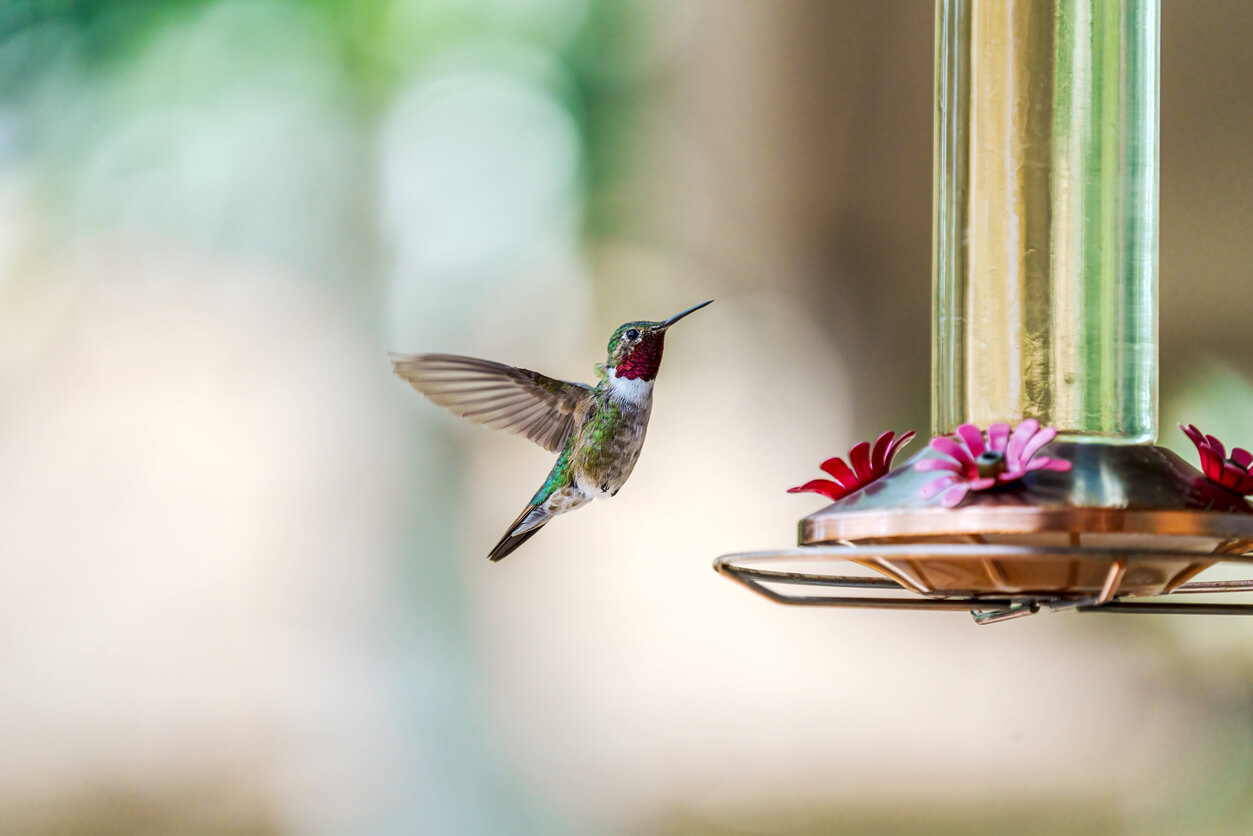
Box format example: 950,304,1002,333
390,353,591,453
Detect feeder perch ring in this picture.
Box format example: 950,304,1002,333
715,545,1253,625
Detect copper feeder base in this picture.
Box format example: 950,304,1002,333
716,442,1253,624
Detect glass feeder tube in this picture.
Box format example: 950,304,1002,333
932,0,1159,442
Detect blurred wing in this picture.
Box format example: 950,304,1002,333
390,353,591,453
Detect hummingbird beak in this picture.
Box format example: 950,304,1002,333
659,299,713,330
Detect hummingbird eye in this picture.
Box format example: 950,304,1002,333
625,329,640,341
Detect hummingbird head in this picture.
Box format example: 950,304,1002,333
606,300,712,381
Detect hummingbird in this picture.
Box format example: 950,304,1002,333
391,300,713,561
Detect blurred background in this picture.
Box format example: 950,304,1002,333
4,0,1253,834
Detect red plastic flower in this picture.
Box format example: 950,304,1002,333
1180,424,1253,494
788,430,915,501
914,419,1072,507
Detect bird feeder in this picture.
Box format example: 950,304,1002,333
715,0,1253,623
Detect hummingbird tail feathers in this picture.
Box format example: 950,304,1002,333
487,524,545,562
487,504,551,562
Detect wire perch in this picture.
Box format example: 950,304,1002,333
715,545,1253,625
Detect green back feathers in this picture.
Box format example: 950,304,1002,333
532,444,575,504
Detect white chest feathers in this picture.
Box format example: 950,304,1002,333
606,371,654,405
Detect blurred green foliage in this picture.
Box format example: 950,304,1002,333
0,0,648,242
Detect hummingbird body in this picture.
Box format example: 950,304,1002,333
391,301,711,561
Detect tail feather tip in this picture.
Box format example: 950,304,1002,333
487,521,545,562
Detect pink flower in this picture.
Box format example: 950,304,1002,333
788,430,915,501
1180,424,1253,495
914,419,1072,507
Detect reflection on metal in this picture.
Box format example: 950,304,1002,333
933,0,1159,441
715,545,1253,625
712,439,1253,624
801,442,1253,545
713,1,1243,625
712,442,1253,624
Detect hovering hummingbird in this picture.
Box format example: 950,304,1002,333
391,300,713,561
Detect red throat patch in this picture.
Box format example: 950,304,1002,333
615,334,665,380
